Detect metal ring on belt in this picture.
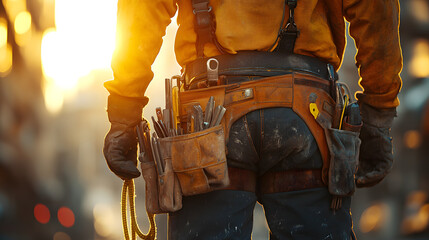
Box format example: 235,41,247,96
184,51,338,86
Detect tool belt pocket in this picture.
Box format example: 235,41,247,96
325,127,361,197
158,124,229,196
140,160,162,214
141,159,182,214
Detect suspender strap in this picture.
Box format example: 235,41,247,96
276,0,300,53
192,0,214,58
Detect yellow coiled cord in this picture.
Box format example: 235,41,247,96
122,179,156,240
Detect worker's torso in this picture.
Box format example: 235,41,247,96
175,0,345,70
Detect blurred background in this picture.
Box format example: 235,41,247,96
0,0,428,239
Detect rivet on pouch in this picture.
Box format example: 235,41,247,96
309,92,318,103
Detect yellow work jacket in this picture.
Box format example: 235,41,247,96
105,0,402,109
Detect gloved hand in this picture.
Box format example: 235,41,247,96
356,103,396,188
103,94,148,180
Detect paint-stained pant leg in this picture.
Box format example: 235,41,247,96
260,188,354,240
168,190,257,240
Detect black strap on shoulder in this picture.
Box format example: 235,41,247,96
276,0,300,53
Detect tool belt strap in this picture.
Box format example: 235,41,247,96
184,51,338,87
222,168,325,194
259,169,325,194
222,167,257,192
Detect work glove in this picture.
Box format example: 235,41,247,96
356,103,397,188
103,94,148,180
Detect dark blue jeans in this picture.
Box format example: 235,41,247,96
168,108,355,239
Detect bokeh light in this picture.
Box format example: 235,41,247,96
409,39,429,78
406,191,427,209
359,203,388,233
53,232,71,240
14,11,31,35
404,130,422,149
0,43,12,76
93,203,116,237
401,191,429,235
0,18,7,47
0,17,12,76
34,203,50,224
14,10,32,46
41,28,79,90
57,206,75,228
40,0,117,114
410,0,429,23
404,203,429,233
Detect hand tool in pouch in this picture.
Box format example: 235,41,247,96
204,96,215,129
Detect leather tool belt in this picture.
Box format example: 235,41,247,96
140,52,360,214
179,54,337,184
184,51,338,88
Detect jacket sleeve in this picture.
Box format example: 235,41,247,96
104,0,177,99
343,0,402,109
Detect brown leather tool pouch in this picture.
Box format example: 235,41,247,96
158,125,229,196
141,158,182,214
314,102,362,197
324,127,361,196
140,146,182,213
157,155,183,212
140,160,165,214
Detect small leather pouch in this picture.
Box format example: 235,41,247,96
314,99,362,198
141,151,182,213
137,119,182,214
140,160,164,214
157,155,183,212
158,125,229,196
325,127,361,197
